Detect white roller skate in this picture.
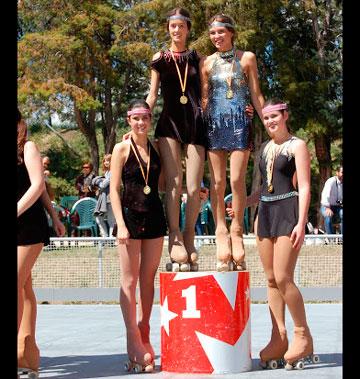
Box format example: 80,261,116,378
17,368,39,378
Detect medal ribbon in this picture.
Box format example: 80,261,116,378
170,49,189,98
130,138,151,190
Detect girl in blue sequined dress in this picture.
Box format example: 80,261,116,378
200,14,265,271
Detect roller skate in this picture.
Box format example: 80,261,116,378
216,230,233,271
259,329,288,370
166,231,190,272
183,228,199,271
138,322,155,364
284,326,320,370
18,335,39,378
124,332,154,373
230,225,246,271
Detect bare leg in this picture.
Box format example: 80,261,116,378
138,237,164,361
208,150,232,270
18,244,42,372
229,149,250,268
158,137,188,264
273,236,313,364
183,143,205,262
118,240,152,368
257,237,288,363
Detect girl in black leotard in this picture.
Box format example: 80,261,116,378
245,99,317,370
110,99,167,373
17,109,65,377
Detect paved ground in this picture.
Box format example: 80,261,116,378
30,303,342,379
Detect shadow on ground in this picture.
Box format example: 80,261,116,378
39,353,342,378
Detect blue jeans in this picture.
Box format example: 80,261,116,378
320,205,343,234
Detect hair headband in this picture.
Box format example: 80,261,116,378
209,21,234,30
127,108,152,117
167,15,191,22
262,103,288,115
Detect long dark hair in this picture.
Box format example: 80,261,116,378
17,108,27,164
166,8,191,31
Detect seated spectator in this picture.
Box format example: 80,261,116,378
75,162,96,198
320,165,343,234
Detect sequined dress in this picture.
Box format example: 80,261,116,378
205,50,253,150
151,49,206,146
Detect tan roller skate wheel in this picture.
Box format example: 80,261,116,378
172,263,180,272
180,263,190,271
216,262,230,271
133,363,142,373
28,372,39,379
228,261,234,271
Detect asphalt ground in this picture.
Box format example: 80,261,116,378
23,303,342,379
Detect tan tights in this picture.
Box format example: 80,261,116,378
158,137,205,262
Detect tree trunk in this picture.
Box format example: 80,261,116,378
74,106,99,174
314,133,332,226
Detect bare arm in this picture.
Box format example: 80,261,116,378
17,141,46,217
290,139,311,249
243,52,265,123
145,52,161,111
199,56,210,112
40,190,66,236
110,142,130,244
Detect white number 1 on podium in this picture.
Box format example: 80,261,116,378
182,285,201,318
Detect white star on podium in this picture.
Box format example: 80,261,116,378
195,320,252,373
160,296,178,337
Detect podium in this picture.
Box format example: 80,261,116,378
160,271,251,374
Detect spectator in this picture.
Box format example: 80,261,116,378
195,185,210,235
92,154,116,237
75,161,96,198
179,193,188,232
42,156,55,201
320,165,343,234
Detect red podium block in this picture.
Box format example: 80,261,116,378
160,271,251,374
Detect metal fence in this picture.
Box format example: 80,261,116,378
33,235,342,302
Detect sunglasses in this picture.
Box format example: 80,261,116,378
83,166,90,169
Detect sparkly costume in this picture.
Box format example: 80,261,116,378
257,137,299,238
151,50,206,147
120,139,167,239
205,50,253,150
17,160,50,246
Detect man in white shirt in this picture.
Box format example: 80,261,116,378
320,165,343,234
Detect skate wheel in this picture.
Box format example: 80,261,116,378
133,363,142,373
180,263,190,272
190,263,199,271
228,261,234,271
269,360,278,369
295,361,304,370
28,372,39,379
216,262,230,272
172,263,180,272
124,362,132,371
144,363,154,372
285,362,294,370
165,262,173,272
312,354,320,363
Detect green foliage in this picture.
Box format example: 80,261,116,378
48,176,78,202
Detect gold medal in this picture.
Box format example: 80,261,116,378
180,95,188,104
130,138,151,197
226,89,234,99
268,184,273,193
170,49,189,107
143,185,151,195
